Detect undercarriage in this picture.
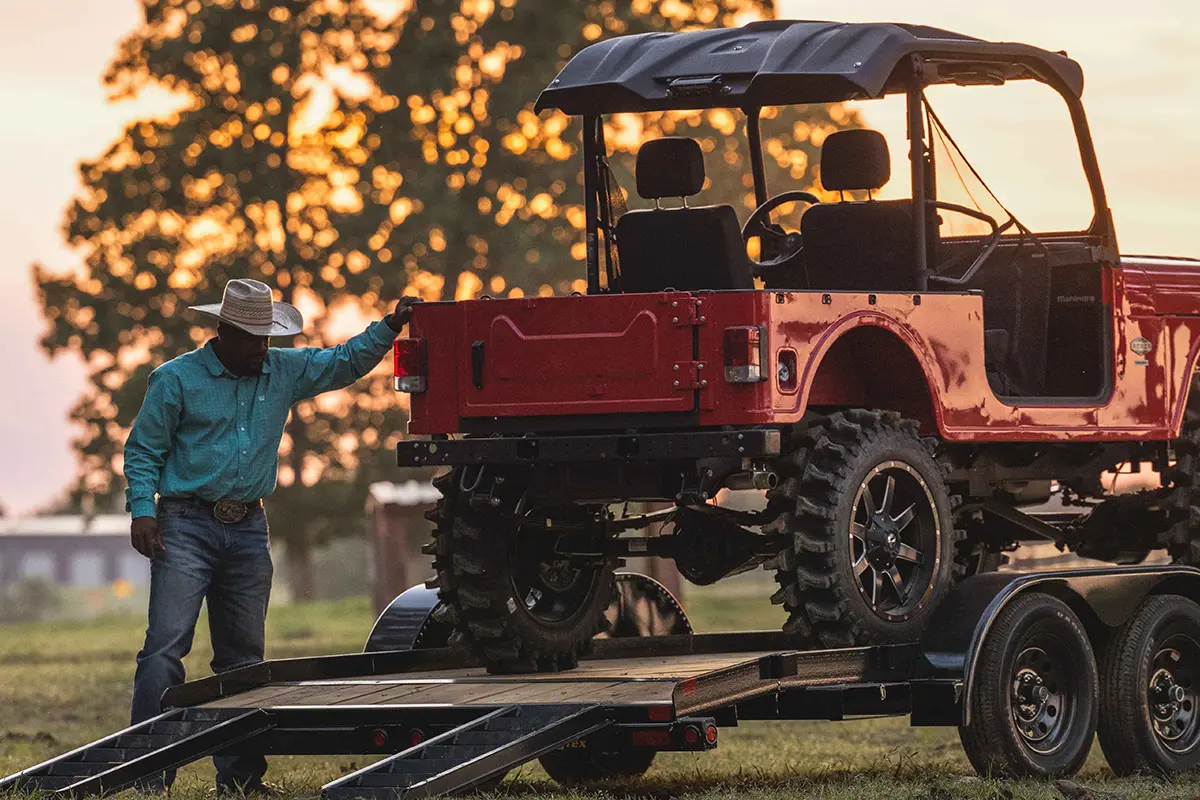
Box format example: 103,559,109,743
412,404,1200,674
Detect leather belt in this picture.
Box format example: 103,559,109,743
162,496,263,523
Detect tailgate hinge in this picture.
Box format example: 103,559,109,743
672,361,709,390
669,298,707,327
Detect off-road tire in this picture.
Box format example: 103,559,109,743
1162,375,1200,563
426,470,616,674
1098,594,1200,775
540,745,656,786
767,409,956,648
959,592,1098,778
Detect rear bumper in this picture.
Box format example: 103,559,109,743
396,429,782,467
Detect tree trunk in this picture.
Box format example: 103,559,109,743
284,536,316,602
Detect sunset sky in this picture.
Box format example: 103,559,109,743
1,0,1197,516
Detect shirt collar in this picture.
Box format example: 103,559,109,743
200,340,273,378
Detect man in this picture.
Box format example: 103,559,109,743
124,278,419,794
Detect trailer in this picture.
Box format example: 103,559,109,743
5,566,1200,797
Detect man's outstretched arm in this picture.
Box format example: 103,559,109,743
287,297,421,402
124,369,183,558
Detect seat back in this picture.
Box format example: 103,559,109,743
615,137,754,293
800,129,921,291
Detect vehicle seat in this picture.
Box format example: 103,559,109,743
800,129,920,291
615,137,754,293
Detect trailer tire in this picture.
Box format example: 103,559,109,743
540,745,656,786
429,469,616,674
1098,594,1200,775
767,409,956,648
959,592,1097,778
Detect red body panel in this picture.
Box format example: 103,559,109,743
406,257,1200,443
408,293,698,432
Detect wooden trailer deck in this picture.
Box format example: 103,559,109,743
199,651,778,713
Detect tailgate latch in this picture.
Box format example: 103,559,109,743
672,361,709,390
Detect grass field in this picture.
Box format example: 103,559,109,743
2,581,1199,800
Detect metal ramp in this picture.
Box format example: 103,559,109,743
0,707,272,796
322,705,607,799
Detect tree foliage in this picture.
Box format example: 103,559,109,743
36,0,857,591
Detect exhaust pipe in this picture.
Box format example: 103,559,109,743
725,470,778,491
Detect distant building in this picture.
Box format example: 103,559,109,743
0,515,148,589
367,481,442,614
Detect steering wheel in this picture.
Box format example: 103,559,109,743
741,190,821,271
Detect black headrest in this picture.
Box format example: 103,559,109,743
636,137,705,200
821,129,890,192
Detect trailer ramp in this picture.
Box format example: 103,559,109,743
0,707,272,796
323,704,607,799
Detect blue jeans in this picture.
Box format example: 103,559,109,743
131,499,273,789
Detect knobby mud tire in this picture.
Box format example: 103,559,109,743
425,470,616,674
1162,375,1200,563
766,409,958,648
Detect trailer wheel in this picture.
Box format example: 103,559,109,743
428,469,616,674
959,592,1098,778
767,410,956,648
539,745,656,786
1098,594,1200,775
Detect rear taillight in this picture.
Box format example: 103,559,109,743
393,338,427,393
723,326,766,383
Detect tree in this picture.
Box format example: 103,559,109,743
36,0,856,599
37,0,412,599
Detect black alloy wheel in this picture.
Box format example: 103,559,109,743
850,460,940,621
768,409,957,648
959,592,1098,778
1099,594,1200,775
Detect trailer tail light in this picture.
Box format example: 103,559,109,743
723,326,766,383
393,338,427,393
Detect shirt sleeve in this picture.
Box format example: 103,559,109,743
284,319,399,403
124,369,184,519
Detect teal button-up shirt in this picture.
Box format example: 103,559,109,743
124,320,398,519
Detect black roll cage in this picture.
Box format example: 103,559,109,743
579,55,1117,295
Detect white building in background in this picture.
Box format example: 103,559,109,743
0,515,148,589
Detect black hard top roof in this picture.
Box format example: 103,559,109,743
534,20,1084,114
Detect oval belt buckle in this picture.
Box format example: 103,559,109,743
214,498,248,524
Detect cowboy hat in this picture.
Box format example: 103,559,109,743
189,278,304,337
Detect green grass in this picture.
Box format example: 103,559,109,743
2,585,1198,799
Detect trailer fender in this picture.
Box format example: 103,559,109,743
364,572,692,654
914,566,1200,725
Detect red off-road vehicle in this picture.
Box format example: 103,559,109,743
394,20,1200,673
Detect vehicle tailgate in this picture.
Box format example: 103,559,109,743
459,292,696,417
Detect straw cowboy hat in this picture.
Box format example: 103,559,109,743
190,278,304,337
